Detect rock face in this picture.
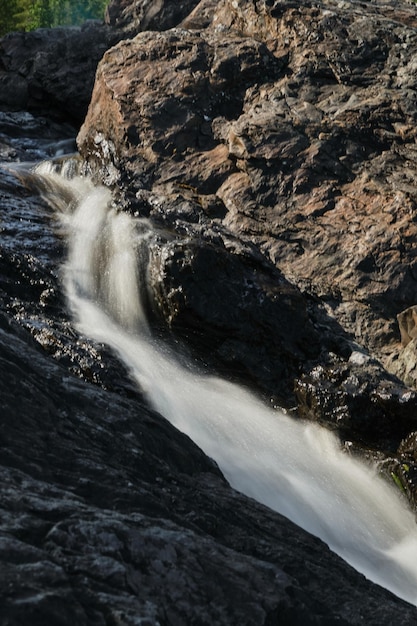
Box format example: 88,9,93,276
78,0,417,471
3,0,417,622
2,114,417,625
148,232,320,401
210,0,417,364
0,21,121,124
78,0,417,369
3,313,417,626
105,0,202,35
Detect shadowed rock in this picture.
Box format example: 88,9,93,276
2,121,416,623
3,0,417,621
0,22,122,124
105,0,202,35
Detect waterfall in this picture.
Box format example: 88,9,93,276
35,163,417,606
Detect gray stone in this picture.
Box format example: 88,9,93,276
0,22,121,123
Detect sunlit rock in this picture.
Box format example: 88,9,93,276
78,0,417,432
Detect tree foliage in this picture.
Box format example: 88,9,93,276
0,0,20,35
0,0,108,36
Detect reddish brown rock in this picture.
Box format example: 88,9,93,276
78,0,417,358
77,0,417,449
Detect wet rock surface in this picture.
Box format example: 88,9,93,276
0,113,137,394
148,232,320,402
3,0,417,622
3,319,416,626
295,355,417,450
2,116,417,624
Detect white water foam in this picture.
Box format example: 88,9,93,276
38,168,417,606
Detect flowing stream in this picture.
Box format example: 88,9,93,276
33,161,417,606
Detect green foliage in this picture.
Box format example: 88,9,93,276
0,0,108,36
0,0,20,36
390,471,406,494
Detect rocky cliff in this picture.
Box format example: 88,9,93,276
77,0,417,497
3,0,417,623
2,112,415,625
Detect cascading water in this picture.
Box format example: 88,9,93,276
33,162,417,606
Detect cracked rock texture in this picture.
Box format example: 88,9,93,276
78,0,417,491
3,0,417,623
2,121,415,624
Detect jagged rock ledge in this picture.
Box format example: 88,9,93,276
0,166,416,623
2,0,417,622
76,0,417,498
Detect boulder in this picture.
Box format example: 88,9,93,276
295,353,417,450
77,0,417,447
147,231,320,402
0,21,121,124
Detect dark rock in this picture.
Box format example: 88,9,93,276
0,34,416,626
3,0,417,619
377,428,417,516
295,353,417,450
0,111,76,161
148,232,320,403
0,292,415,626
1,120,416,623
105,0,202,35
0,1,212,128
0,21,121,124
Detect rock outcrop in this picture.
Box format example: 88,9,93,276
77,0,417,473
3,0,417,622
0,21,121,124
2,113,417,624
78,0,417,371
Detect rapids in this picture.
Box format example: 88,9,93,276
33,161,417,606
